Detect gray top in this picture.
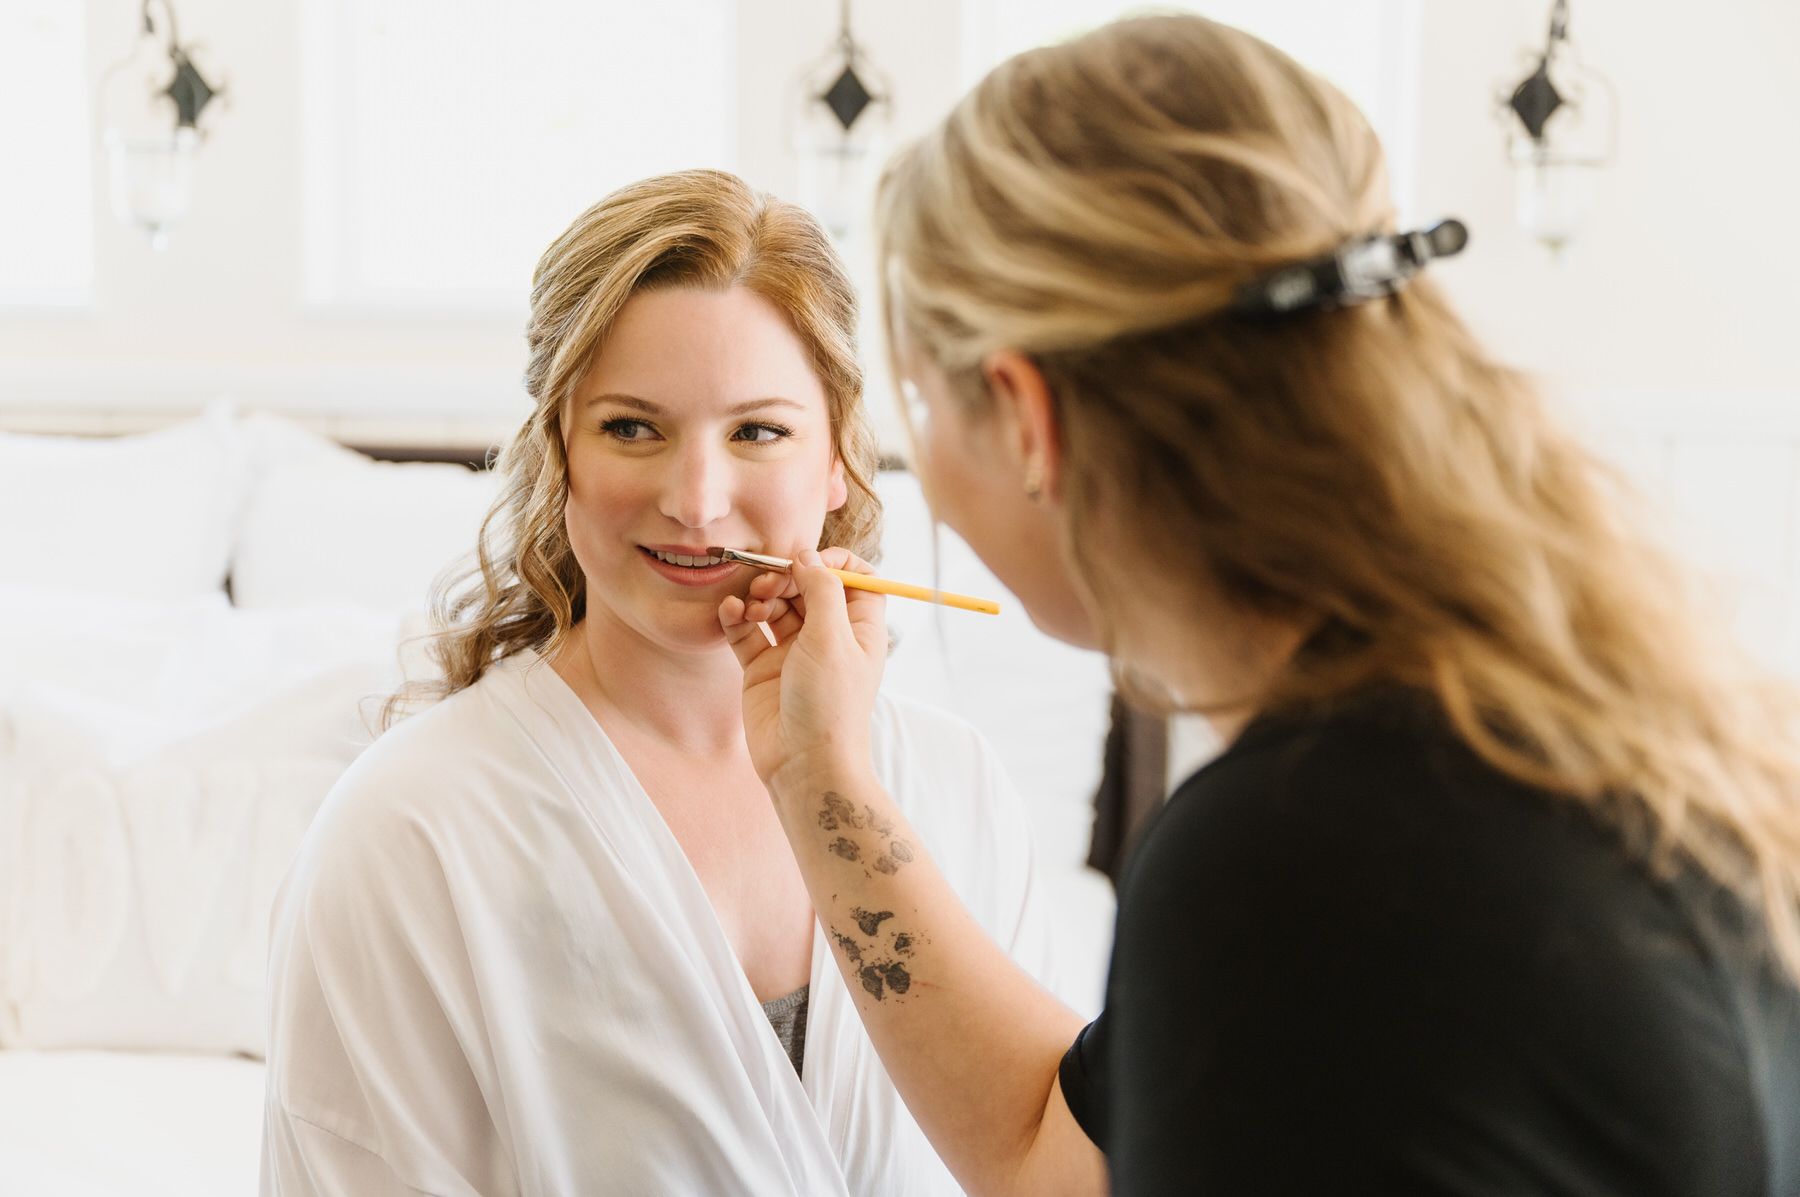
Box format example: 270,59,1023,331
761,984,810,1077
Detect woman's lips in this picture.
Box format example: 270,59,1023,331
637,545,740,588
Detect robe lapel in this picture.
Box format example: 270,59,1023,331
494,653,853,1195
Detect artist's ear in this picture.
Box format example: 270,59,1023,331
980,350,1062,500
825,453,849,513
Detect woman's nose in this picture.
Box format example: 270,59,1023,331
659,443,733,529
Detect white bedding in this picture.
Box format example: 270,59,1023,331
0,1050,264,1196
0,585,416,1056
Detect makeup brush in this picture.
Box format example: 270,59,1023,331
711,547,1001,615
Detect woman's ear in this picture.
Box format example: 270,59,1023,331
826,454,850,512
980,350,1062,500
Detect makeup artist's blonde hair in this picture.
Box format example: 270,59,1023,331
878,14,1800,981
384,169,881,723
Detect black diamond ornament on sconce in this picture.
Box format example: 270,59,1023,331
165,49,221,130
1496,0,1617,256
1507,57,1562,142
98,0,228,249
793,0,892,241
822,64,876,133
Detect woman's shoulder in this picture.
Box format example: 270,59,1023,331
870,689,1014,810
332,667,512,796
1129,686,1728,998
868,689,1033,876
294,658,553,878
871,688,991,758
1153,690,1619,874
1164,688,1542,827
1110,691,1776,1192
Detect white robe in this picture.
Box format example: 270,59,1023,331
260,651,1055,1196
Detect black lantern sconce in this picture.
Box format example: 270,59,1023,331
1498,0,1618,256
98,0,227,250
792,0,892,242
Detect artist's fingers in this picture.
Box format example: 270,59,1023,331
751,570,816,623
748,547,870,615
788,549,851,634
740,591,794,624
817,547,877,575
748,570,790,602
718,595,779,669
813,547,886,647
761,602,804,646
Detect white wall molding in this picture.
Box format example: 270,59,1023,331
0,361,531,449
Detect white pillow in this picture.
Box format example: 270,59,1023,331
0,409,240,601
0,588,412,1058
231,418,501,612
235,409,368,475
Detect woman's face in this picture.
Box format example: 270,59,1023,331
563,285,847,654
893,326,1100,650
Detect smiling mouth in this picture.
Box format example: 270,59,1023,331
639,546,731,569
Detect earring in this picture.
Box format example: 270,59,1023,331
1023,460,1044,500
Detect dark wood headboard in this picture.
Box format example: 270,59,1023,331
348,442,499,469
347,443,910,473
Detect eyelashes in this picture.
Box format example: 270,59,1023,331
596,418,795,445
734,421,795,444
597,418,653,441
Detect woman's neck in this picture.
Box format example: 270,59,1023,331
1132,597,1318,748
551,613,748,756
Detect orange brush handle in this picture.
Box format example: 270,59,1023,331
826,568,1001,615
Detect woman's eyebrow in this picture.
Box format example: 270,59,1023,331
583,393,807,417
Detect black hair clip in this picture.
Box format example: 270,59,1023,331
1230,218,1469,317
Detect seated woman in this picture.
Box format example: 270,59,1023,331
259,170,1055,1196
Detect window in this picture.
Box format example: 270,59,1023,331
300,0,737,312
0,1,94,307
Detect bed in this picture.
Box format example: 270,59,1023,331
0,407,1127,1195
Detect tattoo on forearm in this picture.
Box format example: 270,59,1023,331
859,961,912,998
828,918,928,993
814,793,927,1000
829,928,864,964
852,906,894,936
829,911,927,1001
817,793,915,876
818,792,862,832
872,839,915,875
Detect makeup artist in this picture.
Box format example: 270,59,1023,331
717,13,1800,1195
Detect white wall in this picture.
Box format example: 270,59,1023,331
10,2,1796,422
6,1,1799,597
1414,0,1800,402
1410,3,1800,680
0,0,967,445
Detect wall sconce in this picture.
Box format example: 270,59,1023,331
1498,0,1617,256
98,0,226,250
791,0,892,243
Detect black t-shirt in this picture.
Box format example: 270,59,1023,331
1060,690,1800,1196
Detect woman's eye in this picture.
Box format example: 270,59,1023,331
733,422,794,444
600,418,656,442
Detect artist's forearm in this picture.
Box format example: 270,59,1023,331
770,761,1092,1197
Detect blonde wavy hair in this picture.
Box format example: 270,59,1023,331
385,169,882,724
877,14,1800,981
